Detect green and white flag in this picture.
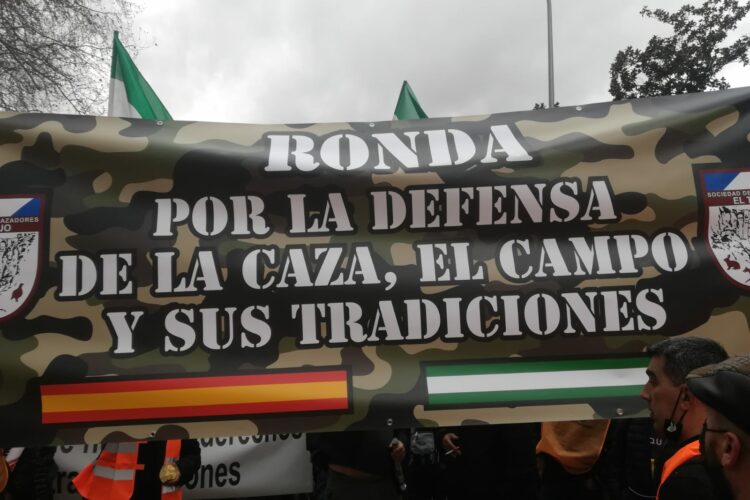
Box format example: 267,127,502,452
393,80,428,120
108,31,172,120
425,357,648,407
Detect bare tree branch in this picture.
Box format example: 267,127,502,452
0,0,138,114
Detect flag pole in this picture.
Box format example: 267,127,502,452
547,0,555,108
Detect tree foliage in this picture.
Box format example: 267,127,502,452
0,0,137,114
609,0,750,100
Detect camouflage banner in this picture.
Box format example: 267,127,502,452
3,87,750,446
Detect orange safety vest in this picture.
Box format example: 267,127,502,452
656,439,701,500
73,440,182,500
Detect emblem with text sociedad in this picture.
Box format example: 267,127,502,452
0,195,45,323
700,168,750,291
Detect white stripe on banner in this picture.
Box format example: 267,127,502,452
0,198,32,217
426,367,647,395
725,172,750,190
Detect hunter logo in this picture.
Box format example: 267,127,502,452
0,195,45,323
700,168,750,291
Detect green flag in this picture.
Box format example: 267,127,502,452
108,32,172,120
393,80,428,120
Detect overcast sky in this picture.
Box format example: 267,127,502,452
129,0,750,124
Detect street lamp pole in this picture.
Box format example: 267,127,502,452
547,0,555,108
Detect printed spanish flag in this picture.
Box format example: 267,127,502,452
40,369,349,424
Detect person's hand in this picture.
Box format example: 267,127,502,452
159,463,181,485
441,432,461,457
389,439,406,464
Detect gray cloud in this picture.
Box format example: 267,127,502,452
131,0,750,124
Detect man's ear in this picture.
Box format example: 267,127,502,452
720,432,742,468
678,384,692,410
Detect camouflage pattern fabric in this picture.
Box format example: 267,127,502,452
2,87,750,447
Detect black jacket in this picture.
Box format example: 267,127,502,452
438,423,539,500
2,447,57,500
608,417,664,499
309,430,408,478
658,438,716,500
132,439,201,499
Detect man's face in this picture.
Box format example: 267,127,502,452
641,355,683,435
700,408,724,463
699,407,735,500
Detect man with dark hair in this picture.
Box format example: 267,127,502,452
641,336,728,500
687,354,750,500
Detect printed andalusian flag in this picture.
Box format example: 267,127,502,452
40,369,349,424
425,357,648,407
394,80,428,120
108,31,172,120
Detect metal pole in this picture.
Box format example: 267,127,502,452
547,0,555,108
